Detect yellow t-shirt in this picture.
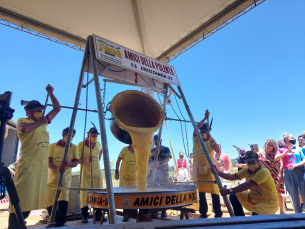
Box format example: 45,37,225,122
236,167,277,196
49,143,79,166
118,146,136,187
119,146,136,173
235,166,278,215
17,118,47,151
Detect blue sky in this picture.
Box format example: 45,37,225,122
1,1,304,170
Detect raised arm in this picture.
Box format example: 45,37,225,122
274,145,292,161
45,84,61,121
193,110,209,136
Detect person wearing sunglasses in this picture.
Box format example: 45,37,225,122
258,139,285,213
250,144,259,154
275,133,305,213
236,149,247,172
298,135,305,149
214,151,278,216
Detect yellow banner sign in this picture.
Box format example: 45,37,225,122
88,190,198,209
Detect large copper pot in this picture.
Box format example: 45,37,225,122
109,90,163,144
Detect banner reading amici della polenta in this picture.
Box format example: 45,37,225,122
93,34,180,86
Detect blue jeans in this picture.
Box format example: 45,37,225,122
284,167,305,213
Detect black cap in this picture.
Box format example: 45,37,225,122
88,122,99,134
24,100,45,111
200,123,210,132
244,151,258,161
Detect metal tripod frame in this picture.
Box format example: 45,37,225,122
48,36,117,225
48,35,234,226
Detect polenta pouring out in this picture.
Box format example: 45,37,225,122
110,90,163,191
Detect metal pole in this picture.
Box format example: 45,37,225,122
89,35,117,224
82,77,95,88
43,92,49,116
59,187,107,191
177,86,235,217
167,83,181,99
89,133,93,188
151,84,169,183
165,117,205,124
45,104,98,113
48,38,90,226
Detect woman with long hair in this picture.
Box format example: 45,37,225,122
275,133,305,213
258,139,285,213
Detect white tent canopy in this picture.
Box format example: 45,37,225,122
0,0,264,62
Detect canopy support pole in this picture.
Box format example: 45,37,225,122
48,37,90,226
177,86,235,217
89,35,117,224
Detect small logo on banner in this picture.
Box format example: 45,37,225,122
131,63,137,68
122,197,132,207
98,41,122,59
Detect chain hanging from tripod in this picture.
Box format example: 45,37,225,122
174,95,190,158
101,81,107,113
78,52,90,194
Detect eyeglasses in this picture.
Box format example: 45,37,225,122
266,144,274,147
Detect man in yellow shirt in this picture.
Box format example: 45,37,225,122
214,151,278,216
193,110,222,218
115,144,136,222
46,127,79,227
9,84,61,229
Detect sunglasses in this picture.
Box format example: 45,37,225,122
266,144,274,147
